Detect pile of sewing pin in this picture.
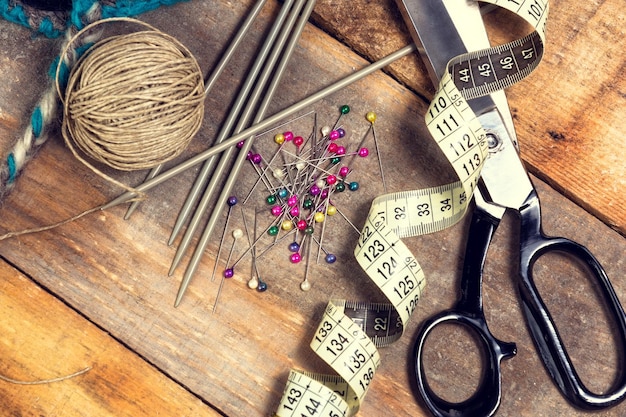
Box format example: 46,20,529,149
219,105,385,295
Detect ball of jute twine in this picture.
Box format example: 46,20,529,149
57,18,204,189
0,18,206,242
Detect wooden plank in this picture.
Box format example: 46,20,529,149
0,1,624,416
310,0,626,235
0,259,220,416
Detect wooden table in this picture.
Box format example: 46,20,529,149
1,1,624,416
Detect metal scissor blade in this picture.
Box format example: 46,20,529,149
396,0,533,210
396,0,510,130
395,0,476,85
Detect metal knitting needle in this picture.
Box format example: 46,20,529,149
101,44,417,210
167,0,279,245
124,163,162,219
178,0,315,288
202,0,269,96
169,0,302,275
174,0,316,306
125,0,267,220
250,110,315,139
169,0,297,263
219,113,316,203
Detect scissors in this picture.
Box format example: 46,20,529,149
395,0,626,416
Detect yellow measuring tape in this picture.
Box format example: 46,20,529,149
275,0,548,415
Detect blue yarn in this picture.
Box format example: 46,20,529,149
31,107,43,138
0,0,30,30
48,56,63,80
102,0,187,19
37,16,62,38
0,0,65,38
71,0,191,29
47,43,93,90
70,0,97,30
7,154,16,184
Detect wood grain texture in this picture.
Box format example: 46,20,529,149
0,260,220,417
0,1,624,416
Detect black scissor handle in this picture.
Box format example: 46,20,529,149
414,311,517,417
519,192,626,409
413,206,517,417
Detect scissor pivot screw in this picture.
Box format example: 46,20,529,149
486,133,503,153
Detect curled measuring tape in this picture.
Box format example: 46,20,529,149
275,0,548,415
